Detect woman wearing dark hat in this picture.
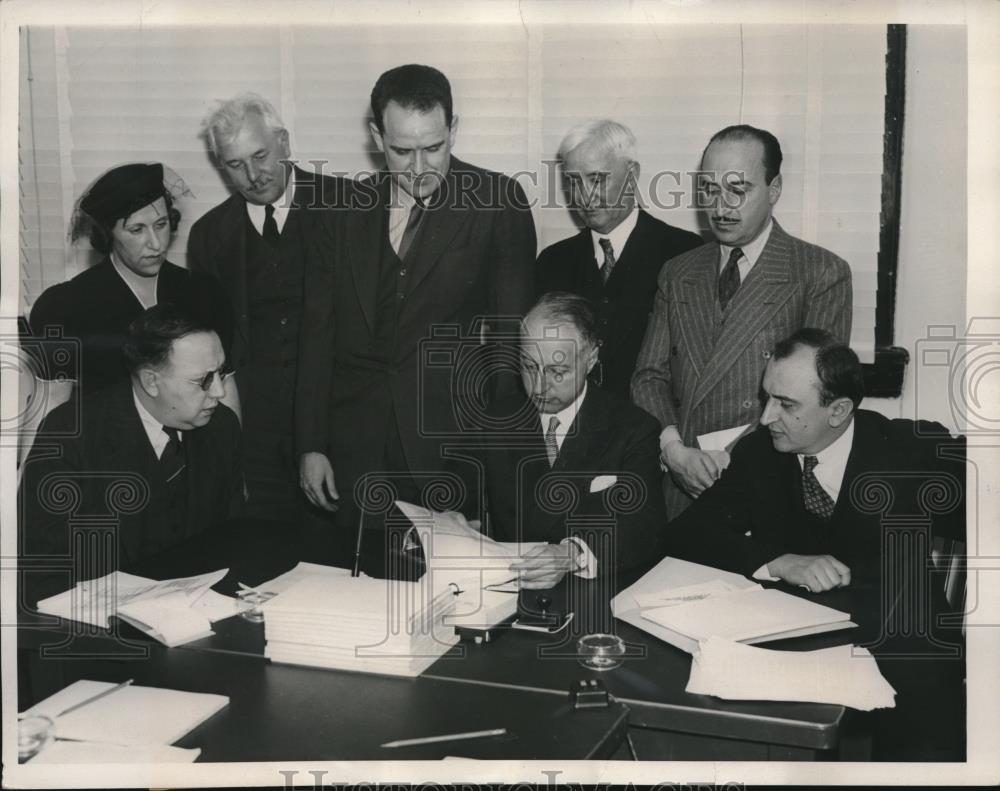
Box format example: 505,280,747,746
28,162,234,395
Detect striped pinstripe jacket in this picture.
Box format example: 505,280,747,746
631,220,852,517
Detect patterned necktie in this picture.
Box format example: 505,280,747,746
718,246,743,309
598,238,616,284
263,203,280,244
801,455,835,520
160,427,187,484
397,200,424,261
544,415,560,467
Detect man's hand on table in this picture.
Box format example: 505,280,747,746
767,553,851,593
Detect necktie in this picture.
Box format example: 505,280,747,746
544,415,560,467
262,203,280,244
160,426,187,484
598,238,616,284
718,246,743,309
397,200,424,261
801,455,835,520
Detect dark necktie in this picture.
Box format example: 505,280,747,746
598,238,616,284
801,455,835,520
544,415,560,467
718,246,743,309
262,203,280,244
160,426,187,484
397,200,424,261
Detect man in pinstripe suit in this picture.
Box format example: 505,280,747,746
631,125,852,518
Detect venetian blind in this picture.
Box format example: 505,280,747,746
19,24,885,357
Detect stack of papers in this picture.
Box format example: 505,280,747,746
396,501,546,628
36,570,236,647
260,573,461,677
612,556,856,654
22,679,229,762
687,636,896,710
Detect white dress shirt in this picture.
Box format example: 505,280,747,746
538,384,596,579
590,206,640,270
245,170,295,235
754,419,856,580
132,388,177,460
718,217,773,282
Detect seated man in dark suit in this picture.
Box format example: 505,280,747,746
667,327,964,591
19,304,244,606
471,292,667,589
668,327,966,760
536,120,702,397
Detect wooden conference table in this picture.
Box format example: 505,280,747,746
18,518,964,762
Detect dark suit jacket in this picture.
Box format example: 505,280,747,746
27,258,231,393
18,381,243,604
666,410,966,587
666,409,967,760
631,220,853,516
536,210,702,397
472,386,667,576
187,166,349,395
295,157,536,501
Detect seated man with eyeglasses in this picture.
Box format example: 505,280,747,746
19,304,244,605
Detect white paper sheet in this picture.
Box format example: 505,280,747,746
686,636,896,710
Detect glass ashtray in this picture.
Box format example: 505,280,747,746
577,633,626,671
236,590,276,623
18,714,54,762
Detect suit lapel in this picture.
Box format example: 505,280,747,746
350,175,391,334
405,158,468,296
215,196,250,349
689,223,794,411
831,414,880,527
99,386,159,562
530,390,610,537
673,246,718,383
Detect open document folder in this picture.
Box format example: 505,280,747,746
611,555,856,655
35,569,237,647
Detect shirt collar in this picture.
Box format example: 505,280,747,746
132,385,174,457
591,206,640,267
390,180,419,211
719,217,773,270
799,416,855,470
245,167,296,232
538,382,588,434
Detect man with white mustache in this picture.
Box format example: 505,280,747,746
632,125,852,518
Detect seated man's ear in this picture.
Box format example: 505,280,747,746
828,396,854,427
136,367,160,397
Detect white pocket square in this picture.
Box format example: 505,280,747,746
589,475,618,493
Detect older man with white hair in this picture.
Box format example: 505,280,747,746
536,119,702,398
188,93,348,521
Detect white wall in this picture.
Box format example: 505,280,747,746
885,25,968,429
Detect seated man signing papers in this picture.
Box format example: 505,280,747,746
470,292,667,588
19,305,244,605
668,328,965,593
